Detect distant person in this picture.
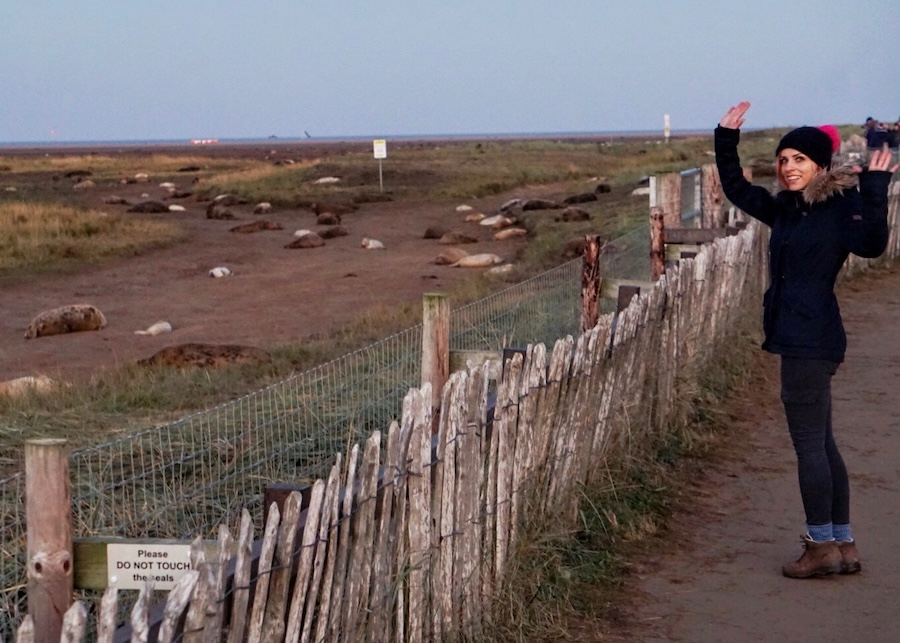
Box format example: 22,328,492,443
888,120,900,157
866,121,890,150
716,101,897,579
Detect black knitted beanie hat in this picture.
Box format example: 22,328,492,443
775,126,834,169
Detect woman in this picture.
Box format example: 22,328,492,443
715,101,897,579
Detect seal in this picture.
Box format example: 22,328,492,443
494,227,528,240
134,321,173,336
138,343,272,368
229,220,283,233
24,304,107,339
434,247,470,265
450,253,503,268
286,233,325,248
361,237,385,249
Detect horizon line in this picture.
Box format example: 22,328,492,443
0,126,775,148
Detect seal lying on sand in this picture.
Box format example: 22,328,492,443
138,343,272,368
24,304,107,339
134,321,173,336
450,253,503,268
434,247,470,265
494,227,528,240
286,232,325,248
229,220,283,233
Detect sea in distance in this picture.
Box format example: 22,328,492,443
0,128,712,150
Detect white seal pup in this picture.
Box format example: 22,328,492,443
361,237,385,249
209,266,233,278
134,321,173,336
480,214,515,229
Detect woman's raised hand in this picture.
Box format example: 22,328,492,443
720,102,751,129
864,147,900,174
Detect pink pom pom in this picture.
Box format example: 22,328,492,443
818,125,841,153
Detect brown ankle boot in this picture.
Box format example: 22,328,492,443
838,540,862,574
782,535,842,578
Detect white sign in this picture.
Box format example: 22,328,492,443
373,139,387,159
107,542,192,590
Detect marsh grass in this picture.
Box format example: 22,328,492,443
0,201,185,276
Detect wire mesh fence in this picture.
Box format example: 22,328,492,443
0,230,651,638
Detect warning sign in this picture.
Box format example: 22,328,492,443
106,542,192,591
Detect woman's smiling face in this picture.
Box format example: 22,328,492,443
777,147,820,191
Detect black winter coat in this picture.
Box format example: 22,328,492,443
715,125,892,363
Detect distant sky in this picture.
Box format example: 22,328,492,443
2,0,898,143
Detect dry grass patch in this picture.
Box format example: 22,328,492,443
0,201,185,275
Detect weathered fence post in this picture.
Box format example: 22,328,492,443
25,438,73,643
649,206,666,280
422,293,450,416
651,171,681,228
701,164,725,228
581,235,603,332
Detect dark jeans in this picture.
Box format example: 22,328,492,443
780,356,849,526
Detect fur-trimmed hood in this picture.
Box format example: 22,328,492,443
784,164,860,205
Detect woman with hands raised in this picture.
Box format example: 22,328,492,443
715,102,897,579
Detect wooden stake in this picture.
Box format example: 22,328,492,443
701,164,725,228
25,438,73,643
649,206,665,281
581,234,603,332
422,293,450,416
656,172,682,228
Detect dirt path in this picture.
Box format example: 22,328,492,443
623,267,900,642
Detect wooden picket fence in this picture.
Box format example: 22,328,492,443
15,223,768,642
15,180,900,642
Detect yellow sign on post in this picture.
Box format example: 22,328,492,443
373,139,387,191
